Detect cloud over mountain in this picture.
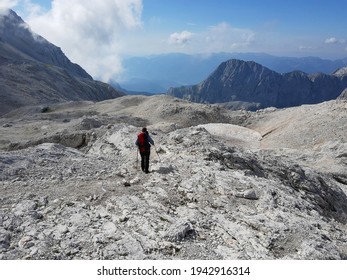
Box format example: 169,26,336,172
0,9,124,115
0,0,17,14
22,0,143,82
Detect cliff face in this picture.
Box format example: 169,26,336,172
0,10,124,116
167,59,347,109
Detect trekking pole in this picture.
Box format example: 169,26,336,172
136,148,139,169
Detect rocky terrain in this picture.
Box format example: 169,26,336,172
1,95,347,260
0,10,124,116
167,59,347,110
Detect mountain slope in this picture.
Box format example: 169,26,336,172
0,9,90,79
167,59,347,109
0,10,124,116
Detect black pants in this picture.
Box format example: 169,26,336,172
140,150,150,173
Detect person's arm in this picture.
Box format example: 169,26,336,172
148,135,154,145
135,138,139,147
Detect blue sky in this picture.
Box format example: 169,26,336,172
139,0,347,57
3,0,347,80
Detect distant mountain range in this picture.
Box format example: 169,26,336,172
167,59,347,110
1,9,347,115
0,10,124,116
119,53,347,93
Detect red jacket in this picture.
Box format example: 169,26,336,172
136,132,154,152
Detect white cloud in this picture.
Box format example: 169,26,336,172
203,22,255,52
325,37,339,44
168,31,193,45
0,0,18,14
164,22,256,54
299,45,314,51
324,37,346,45
22,0,143,81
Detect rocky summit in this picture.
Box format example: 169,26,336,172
167,59,347,110
1,95,347,260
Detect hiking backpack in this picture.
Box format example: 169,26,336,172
137,132,150,152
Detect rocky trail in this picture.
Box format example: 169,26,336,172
1,96,347,260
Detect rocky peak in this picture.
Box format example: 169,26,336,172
213,59,279,81
284,70,308,78
333,67,347,77
0,9,91,79
168,59,282,106
168,59,347,109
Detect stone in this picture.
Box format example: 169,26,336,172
165,222,196,242
0,230,11,250
236,189,259,200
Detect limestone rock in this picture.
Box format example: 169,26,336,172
165,222,196,242
0,95,347,260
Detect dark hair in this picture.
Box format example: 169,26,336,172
142,127,147,132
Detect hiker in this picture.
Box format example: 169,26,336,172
135,127,154,173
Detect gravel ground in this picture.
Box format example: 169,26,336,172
1,96,347,260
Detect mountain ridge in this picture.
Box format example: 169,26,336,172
119,53,347,93
0,9,91,79
0,10,124,116
167,59,347,109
